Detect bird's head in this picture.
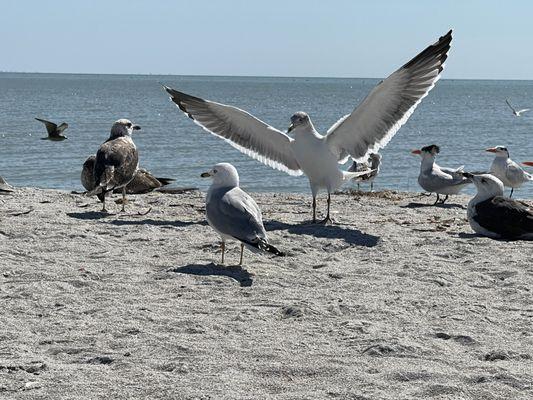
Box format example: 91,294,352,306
201,162,240,188
110,119,141,138
485,146,509,158
461,172,504,200
287,112,311,134
411,144,440,158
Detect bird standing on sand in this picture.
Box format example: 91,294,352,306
412,145,470,204
201,163,284,265
164,30,452,223
86,119,141,212
81,155,174,195
462,172,532,240
486,146,532,197
35,118,69,141
348,153,381,191
505,99,530,117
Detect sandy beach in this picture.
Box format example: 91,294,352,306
0,187,532,399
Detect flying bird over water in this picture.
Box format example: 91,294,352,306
412,145,470,204
202,163,284,265
348,153,381,191
86,119,141,212
35,118,69,141
505,99,530,117
164,30,452,223
81,155,174,196
486,146,532,197
463,172,532,240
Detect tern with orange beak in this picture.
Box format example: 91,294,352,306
412,145,470,204
486,146,532,197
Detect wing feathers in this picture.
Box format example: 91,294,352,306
326,30,452,162
164,86,302,176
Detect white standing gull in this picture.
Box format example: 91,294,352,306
486,146,532,197
201,163,284,265
164,30,452,223
412,144,470,204
505,99,530,117
462,172,533,240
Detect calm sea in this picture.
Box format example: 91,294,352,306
1,73,532,198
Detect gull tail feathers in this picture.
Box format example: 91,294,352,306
343,169,375,181
244,238,285,256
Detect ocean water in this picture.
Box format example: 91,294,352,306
0,73,532,198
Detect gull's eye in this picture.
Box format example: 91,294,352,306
213,169,217,174
126,122,132,128
481,179,486,183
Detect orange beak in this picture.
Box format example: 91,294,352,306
485,147,498,153
411,149,421,155
523,161,533,167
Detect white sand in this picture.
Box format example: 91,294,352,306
0,188,532,399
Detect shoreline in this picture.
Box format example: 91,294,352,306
1,188,532,399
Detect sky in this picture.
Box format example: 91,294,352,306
1,0,532,79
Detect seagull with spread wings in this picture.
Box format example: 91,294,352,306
164,30,452,223
35,118,69,141
505,99,530,117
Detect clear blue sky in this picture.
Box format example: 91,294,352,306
1,0,532,79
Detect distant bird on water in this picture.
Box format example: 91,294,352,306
86,119,141,212
463,172,532,240
164,30,452,223
505,99,530,117
348,153,381,191
202,163,284,265
81,155,174,196
35,118,69,140
412,144,470,204
486,146,532,197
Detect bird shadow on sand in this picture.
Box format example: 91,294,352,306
265,220,380,247
66,211,114,220
109,218,207,228
401,202,467,210
170,263,253,287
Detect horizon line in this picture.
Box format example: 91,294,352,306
1,70,533,82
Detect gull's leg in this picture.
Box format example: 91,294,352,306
220,242,225,265
370,182,374,192
239,243,244,266
357,183,360,191
433,194,440,205
121,187,127,212
101,194,107,212
441,195,449,204
312,196,317,223
510,188,514,198
319,193,332,224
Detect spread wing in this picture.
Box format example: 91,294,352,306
326,30,452,161
164,86,302,176
474,197,533,238
35,118,58,135
55,123,69,134
505,99,517,113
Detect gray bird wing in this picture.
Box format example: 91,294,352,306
207,187,266,243
81,155,96,191
35,118,58,135
474,196,533,238
94,138,138,190
55,123,69,134
326,30,452,162
164,86,302,176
